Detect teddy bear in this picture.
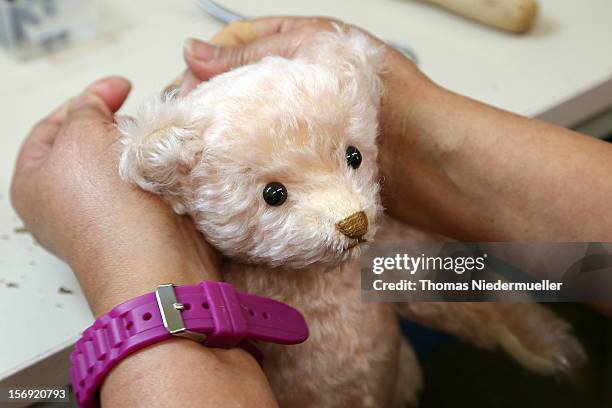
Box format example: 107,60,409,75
117,23,585,407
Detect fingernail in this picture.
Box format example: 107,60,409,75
184,38,217,62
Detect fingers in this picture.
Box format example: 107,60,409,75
15,77,131,174
184,34,296,81
11,96,71,212
24,95,73,148
23,76,129,148
178,70,202,96
56,76,131,148
14,97,73,174
28,112,65,146
184,16,342,82
249,16,341,36
249,16,291,36
183,39,221,81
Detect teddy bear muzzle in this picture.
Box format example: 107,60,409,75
336,211,369,241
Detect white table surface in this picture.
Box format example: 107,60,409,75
1,0,612,384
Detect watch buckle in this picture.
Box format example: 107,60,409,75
155,284,207,343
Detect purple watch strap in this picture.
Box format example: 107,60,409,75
70,281,308,407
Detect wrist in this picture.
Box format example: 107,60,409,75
65,215,220,315
71,280,307,407
378,50,438,173
377,53,453,230
71,251,215,316
382,50,437,129
100,338,276,407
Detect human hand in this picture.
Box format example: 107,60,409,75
180,17,404,92
11,77,220,315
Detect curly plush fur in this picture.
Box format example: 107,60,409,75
119,27,585,407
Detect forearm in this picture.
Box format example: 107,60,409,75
379,54,612,241
69,214,221,316
72,239,277,407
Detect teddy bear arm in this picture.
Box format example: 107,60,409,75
395,301,586,375
375,217,586,375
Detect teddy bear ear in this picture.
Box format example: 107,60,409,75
296,26,385,105
118,96,205,214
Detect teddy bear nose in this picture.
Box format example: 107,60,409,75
336,211,368,239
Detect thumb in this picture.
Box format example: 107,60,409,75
68,76,131,122
184,36,291,81
90,76,132,114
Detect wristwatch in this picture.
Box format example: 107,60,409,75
70,280,309,407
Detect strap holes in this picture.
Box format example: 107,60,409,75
201,302,209,309
248,309,256,317
184,303,191,310
126,321,133,330
262,312,270,319
143,312,152,321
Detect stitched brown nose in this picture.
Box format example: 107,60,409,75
336,211,368,239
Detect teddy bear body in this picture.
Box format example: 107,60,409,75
224,256,420,407
119,28,585,407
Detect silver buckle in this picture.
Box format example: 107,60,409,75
155,284,207,342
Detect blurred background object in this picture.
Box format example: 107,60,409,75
421,0,538,33
0,0,99,59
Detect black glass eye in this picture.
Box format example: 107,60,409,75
263,182,288,206
346,145,362,169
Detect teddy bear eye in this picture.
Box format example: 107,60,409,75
346,146,362,169
263,182,288,206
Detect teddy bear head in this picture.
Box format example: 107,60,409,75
119,29,385,269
